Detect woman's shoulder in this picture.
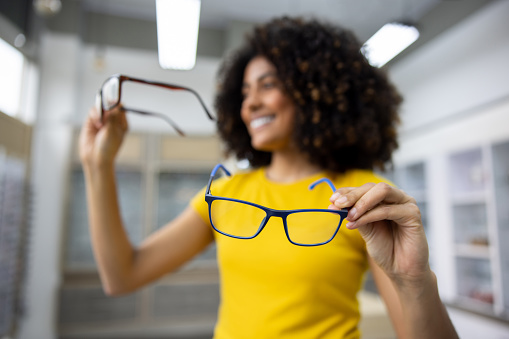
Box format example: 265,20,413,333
335,169,394,188
210,167,264,192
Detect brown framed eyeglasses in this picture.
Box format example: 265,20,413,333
95,74,215,136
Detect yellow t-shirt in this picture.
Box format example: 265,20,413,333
191,167,389,339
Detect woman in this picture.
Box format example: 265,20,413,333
80,17,458,338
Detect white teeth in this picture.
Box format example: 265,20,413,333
250,116,275,129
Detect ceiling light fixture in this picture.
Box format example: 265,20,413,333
361,22,419,68
33,0,62,17
156,0,201,71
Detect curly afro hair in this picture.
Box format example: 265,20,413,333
214,16,401,173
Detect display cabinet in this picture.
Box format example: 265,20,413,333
66,168,144,271
448,142,509,319
154,170,217,262
385,140,509,321
60,132,222,338
491,141,509,317
0,112,32,338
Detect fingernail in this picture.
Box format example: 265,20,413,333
346,221,356,229
334,196,347,207
348,207,357,220
330,193,340,201
337,196,347,204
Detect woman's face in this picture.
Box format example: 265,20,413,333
240,56,296,152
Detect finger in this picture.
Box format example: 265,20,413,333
119,107,128,131
103,105,123,122
329,187,355,203
104,105,128,132
81,108,101,134
345,202,422,230
331,183,375,209
346,183,413,222
88,107,103,129
328,203,342,211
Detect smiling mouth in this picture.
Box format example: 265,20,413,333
250,115,275,129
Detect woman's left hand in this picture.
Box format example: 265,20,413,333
329,182,430,287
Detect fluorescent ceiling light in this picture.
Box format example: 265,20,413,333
361,22,419,68
156,0,201,70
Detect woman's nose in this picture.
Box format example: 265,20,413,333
244,91,262,112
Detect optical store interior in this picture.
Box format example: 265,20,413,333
1,0,509,338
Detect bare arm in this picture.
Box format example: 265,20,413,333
330,183,458,338
368,259,407,338
80,107,213,296
369,257,456,339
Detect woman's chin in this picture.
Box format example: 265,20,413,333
251,138,288,153
251,143,272,152
251,139,274,152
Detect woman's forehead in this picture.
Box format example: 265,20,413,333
243,56,277,83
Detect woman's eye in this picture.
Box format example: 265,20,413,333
262,82,275,89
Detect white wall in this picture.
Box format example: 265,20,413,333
389,0,509,303
391,0,509,161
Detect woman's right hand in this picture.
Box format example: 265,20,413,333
79,106,128,169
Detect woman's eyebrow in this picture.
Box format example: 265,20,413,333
242,72,278,88
257,71,278,81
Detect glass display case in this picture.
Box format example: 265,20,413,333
456,257,494,307
452,203,489,248
491,140,509,317
449,148,485,197
65,168,144,270
61,132,222,337
155,171,209,229
449,143,509,319
155,170,216,262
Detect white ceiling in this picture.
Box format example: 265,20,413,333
81,0,440,41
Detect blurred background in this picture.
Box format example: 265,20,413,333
0,0,508,338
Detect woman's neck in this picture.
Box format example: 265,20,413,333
265,150,322,183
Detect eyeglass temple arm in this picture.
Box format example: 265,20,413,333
309,178,337,192
206,164,231,195
123,107,185,136
309,178,349,212
122,76,215,121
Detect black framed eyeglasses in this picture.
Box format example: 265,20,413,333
204,164,349,246
95,74,215,136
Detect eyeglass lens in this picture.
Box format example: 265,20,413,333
95,91,103,115
286,211,342,245
211,200,266,238
102,77,120,110
210,199,342,245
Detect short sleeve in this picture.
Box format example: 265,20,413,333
189,175,233,226
190,186,210,225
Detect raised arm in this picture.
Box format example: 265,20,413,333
79,107,213,296
329,183,458,338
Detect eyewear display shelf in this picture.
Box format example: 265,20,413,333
0,112,32,339
60,132,222,339
448,141,509,320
